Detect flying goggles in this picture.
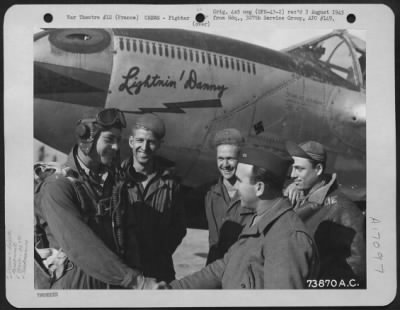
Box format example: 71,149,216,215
95,108,127,128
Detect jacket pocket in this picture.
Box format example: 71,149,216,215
237,264,256,289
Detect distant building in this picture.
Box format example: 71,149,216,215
34,139,68,163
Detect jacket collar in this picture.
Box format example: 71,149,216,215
240,198,292,237
63,145,81,178
212,177,239,196
210,177,225,196
305,173,337,205
239,207,256,216
207,178,254,216
122,155,175,180
211,177,248,212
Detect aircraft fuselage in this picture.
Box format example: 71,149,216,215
34,28,366,200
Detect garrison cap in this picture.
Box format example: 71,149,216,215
134,114,166,139
214,128,244,147
239,147,293,183
286,140,326,163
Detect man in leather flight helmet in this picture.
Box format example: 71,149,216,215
35,108,161,289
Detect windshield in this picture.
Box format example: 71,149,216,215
311,35,359,86
287,32,365,90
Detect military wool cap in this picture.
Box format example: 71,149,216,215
239,147,293,183
135,114,166,139
214,128,244,147
286,140,326,163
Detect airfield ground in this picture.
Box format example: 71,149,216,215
173,228,208,279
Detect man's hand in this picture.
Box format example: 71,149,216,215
156,281,172,289
143,278,171,290
284,182,301,206
143,278,172,289
142,277,159,289
134,275,172,289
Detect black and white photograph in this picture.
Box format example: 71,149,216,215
4,3,396,308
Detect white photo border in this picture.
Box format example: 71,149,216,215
4,3,396,307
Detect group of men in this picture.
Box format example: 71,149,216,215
34,108,365,290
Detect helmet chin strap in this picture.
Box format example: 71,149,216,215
76,144,108,175
79,141,93,156
78,125,102,156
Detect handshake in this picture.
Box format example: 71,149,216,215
134,274,171,290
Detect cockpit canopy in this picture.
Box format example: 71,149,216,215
284,30,366,90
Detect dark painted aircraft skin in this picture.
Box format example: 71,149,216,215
34,28,366,201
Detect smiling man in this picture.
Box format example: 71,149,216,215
204,128,253,265
167,147,318,289
121,114,186,282
285,140,366,288
34,108,158,289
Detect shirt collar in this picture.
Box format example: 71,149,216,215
212,177,238,195
76,154,109,187
210,178,255,215
211,177,243,207
76,155,91,176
